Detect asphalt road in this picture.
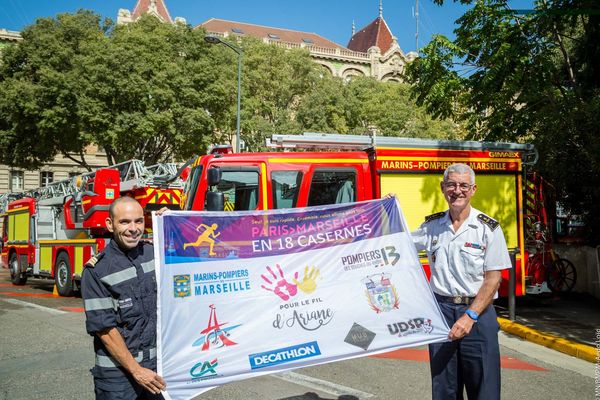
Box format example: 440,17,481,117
0,271,595,400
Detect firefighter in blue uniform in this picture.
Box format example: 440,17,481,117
82,196,166,399
412,163,511,400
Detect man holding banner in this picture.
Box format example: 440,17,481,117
412,163,512,400
82,197,166,400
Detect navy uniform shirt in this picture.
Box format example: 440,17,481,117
81,239,157,381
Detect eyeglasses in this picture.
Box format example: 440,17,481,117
442,181,474,191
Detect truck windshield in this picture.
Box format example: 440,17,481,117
216,170,259,211
272,170,302,209
307,169,356,206
183,166,203,210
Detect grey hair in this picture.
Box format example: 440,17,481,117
443,163,475,184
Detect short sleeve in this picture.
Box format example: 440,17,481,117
483,225,512,271
411,223,428,252
81,267,117,335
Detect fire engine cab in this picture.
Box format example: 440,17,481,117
181,132,537,297
0,160,184,296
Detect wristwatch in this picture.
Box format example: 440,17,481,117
465,309,479,322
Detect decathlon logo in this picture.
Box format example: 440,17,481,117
248,341,321,370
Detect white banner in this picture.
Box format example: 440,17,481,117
153,197,449,400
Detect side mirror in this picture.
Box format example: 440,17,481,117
207,167,221,187
206,192,224,211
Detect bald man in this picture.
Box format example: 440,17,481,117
81,197,166,399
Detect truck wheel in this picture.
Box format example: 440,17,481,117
55,252,74,297
9,252,27,285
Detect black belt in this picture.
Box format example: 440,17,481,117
435,293,475,305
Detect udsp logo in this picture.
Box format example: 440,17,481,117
362,273,399,313
388,317,433,337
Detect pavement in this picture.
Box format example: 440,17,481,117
494,292,600,363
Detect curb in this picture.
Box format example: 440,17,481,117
498,317,596,363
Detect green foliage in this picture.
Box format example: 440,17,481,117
0,9,461,174
238,38,319,150
0,12,227,168
405,0,600,242
76,16,224,164
0,10,107,169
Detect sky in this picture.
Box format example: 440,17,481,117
0,0,534,53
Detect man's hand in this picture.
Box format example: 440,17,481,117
448,314,475,341
155,207,170,216
97,328,167,394
131,366,166,394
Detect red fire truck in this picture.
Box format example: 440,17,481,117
1,160,184,296
181,133,538,297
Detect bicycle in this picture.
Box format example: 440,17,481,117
525,219,577,294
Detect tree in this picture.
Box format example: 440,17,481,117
0,10,109,169
405,0,600,242
295,74,354,134
345,77,459,138
0,12,227,168
76,16,226,165
296,75,460,139
239,38,318,151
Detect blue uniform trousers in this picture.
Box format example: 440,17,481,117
94,376,165,400
429,302,501,400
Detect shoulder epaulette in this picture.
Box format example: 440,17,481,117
84,252,104,268
424,212,445,223
477,213,499,230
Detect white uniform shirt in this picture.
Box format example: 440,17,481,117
412,207,512,297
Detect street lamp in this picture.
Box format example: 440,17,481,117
204,35,243,152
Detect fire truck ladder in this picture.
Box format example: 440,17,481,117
8,160,183,207
267,132,539,164
0,193,22,214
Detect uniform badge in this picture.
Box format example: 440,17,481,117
118,298,133,309
477,213,499,230
425,212,445,223
464,242,485,250
84,252,104,268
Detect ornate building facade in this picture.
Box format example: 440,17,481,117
199,5,416,82
116,0,417,82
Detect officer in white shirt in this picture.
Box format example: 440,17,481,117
412,163,512,400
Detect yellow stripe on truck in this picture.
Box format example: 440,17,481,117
269,158,368,164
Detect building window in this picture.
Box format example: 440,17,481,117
9,171,24,192
40,171,54,187
267,33,280,40
231,27,244,34
302,38,314,44
68,172,79,179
